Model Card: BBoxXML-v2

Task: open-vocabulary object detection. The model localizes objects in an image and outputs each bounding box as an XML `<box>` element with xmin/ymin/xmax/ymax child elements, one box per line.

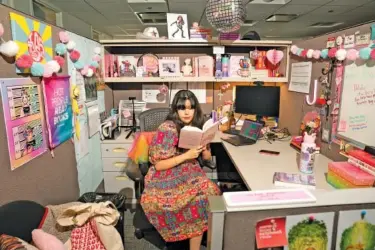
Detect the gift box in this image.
<box><xmin>328</xmin><ymin>162</ymin><xmax>375</xmax><ymax>188</ymax></box>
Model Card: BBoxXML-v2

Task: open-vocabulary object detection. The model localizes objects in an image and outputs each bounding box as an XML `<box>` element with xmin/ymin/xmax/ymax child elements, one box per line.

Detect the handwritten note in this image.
<box><xmin>338</xmin><ymin>120</ymin><xmax>347</xmax><ymax>132</ymax></box>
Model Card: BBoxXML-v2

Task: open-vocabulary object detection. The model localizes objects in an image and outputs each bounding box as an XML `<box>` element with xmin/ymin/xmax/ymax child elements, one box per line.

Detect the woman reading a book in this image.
<box><xmin>141</xmin><ymin>90</ymin><xmax>221</xmax><ymax>250</ymax></box>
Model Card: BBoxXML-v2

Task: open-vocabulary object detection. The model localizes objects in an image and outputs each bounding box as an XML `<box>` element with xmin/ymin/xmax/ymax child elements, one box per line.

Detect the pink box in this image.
<box><xmin>328</xmin><ymin>162</ymin><xmax>375</xmax><ymax>186</ymax></box>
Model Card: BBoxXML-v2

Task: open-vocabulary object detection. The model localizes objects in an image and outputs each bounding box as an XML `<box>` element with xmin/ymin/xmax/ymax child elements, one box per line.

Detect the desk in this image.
<box><xmin>207</xmin><ymin>133</ymin><xmax>375</xmax><ymax>250</ymax></box>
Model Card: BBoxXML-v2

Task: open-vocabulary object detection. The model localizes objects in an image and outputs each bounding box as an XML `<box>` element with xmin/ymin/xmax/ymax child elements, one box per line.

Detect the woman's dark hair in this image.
<box><xmin>166</xmin><ymin>90</ymin><xmax>204</xmax><ymax>133</ymax></box>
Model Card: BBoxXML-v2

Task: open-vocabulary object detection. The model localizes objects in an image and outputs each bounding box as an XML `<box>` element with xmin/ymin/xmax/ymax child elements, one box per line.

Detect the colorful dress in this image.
<box><xmin>140</xmin><ymin>121</ymin><xmax>221</xmax><ymax>242</ymax></box>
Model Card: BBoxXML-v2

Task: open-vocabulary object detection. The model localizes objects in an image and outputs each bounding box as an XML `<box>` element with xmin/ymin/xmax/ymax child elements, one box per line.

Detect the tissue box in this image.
<box><xmin>328</xmin><ymin>162</ymin><xmax>375</xmax><ymax>187</ymax></box>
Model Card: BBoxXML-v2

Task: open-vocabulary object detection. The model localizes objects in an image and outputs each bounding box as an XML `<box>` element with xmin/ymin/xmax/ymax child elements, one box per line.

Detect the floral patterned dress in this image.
<box><xmin>140</xmin><ymin>121</ymin><xmax>221</xmax><ymax>242</ymax></box>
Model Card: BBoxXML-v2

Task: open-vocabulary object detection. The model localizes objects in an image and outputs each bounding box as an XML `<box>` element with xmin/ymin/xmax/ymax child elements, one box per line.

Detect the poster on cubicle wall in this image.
<box><xmin>0</xmin><ymin>78</ymin><xmax>47</xmax><ymax>170</ymax></box>
<box><xmin>42</xmin><ymin>76</ymin><xmax>73</xmax><ymax>150</ymax></box>
<box><xmin>336</xmin><ymin>209</ymin><xmax>375</xmax><ymax>250</ymax></box>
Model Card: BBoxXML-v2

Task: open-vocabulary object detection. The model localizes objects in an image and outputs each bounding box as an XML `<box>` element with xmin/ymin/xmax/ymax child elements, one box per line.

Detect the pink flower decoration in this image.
<box><xmin>89</xmin><ymin>65</ymin><xmax>97</xmax><ymax>72</ymax></box>
<box><xmin>93</xmin><ymin>55</ymin><xmax>101</xmax><ymax>62</ymax></box>
<box><xmin>43</xmin><ymin>63</ymin><xmax>54</xmax><ymax>77</ymax></box>
<box><xmin>81</xmin><ymin>66</ymin><xmax>89</xmax><ymax>76</ymax></box>
<box><xmin>370</xmin><ymin>49</ymin><xmax>375</xmax><ymax>60</ymax></box>
<box><xmin>69</xmin><ymin>50</ymin><xmax>80</xmax><ymax>62</ymax></box>
<box><xmin>312</xmin><ymin>50</ymin><xmax>321</xmax><ymax>60</ymax></box>
<box><xmin>16</xmin><ymin>54</ymin><xmax>34</xmax><ymax>69</ymax></box>
<box><xmin>290</xmin><ymin>45</ymin><xmax>298</xmax><ymax>54</ymax></box>
<box><xmin>300</xmin><ymin>49</ymin><xmax>308</xmax><ymax>58</ymax></box>
<box><xmin>346</xmin><ymin>49</ymin><xmax>358</xmax><ymax>61</ymax></box>
<box><xmin>0</xmin><ymin>23</ymin><xmax>4</xmax><ymax>37</ymax></box>
<box><xmin>54</xmin><ymin>56</ymin><xmax>65</xmax><ymax>67</ymax></box>
<box><xmin>59</xmin><ymin>31</ymin><xmax>69</xmax><ymax>43</ymax></box>
<box><xmin>328</xmin><ymin>48</ymin><xmax>337</xmax><ymax>58</ymax></box>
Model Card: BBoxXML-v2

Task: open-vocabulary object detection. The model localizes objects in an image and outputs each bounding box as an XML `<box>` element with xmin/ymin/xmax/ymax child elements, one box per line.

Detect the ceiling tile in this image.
<box><xmin>86</xmin><ymin>1</ymin><xmax>132</xmax><ymax>13</ymax></box>
<box><xmin>288</xmin><ymin>0</ymin><xmax>332</xmax><ymax>4</ymax></box>
<box><xmin>246</xmin><ymin>4</ymin><xmax>282</xmax><ymax>20</ymax></box>
<box><xmin>52</xmin><ymin>1</ymin><xmax>93</xmax><ymax>11</ymax></box>
<box><xmin>326</xmin><ymin>0</ymin><xmax>373</xmax><ymax>5</ymax></box>
<box><xmin>307</xmin><ymin>5</ymin><xmax>357</xmax><ymax>15</ymax></box>
<box><xmin>275</xmin><ymin>4</ymin><xmax>320</xmax><ymax>15</ymax></box>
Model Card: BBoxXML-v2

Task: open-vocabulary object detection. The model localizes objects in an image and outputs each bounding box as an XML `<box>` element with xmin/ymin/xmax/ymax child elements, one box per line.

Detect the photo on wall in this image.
<box><xmin>84</xmin><ymin>75</ymin><xmax>98</xmax><ymax>103</ymax></box>
<box><xmin>167</xmin><ymin>13</ymin><xmax>189</xmax><ymax>40</ymax></box>
<box><xmin>336</xmin><ymin>209</ymin><xmax>375</xmax><ymax>250</ymax></box>
<box><xmin>284</xmin><ymin>212</ymin><xmax>335</xmax><ymax>250</ymax></box>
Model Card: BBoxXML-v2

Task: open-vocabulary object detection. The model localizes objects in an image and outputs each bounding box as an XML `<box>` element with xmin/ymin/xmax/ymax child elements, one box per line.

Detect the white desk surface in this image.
<box><xmin>214</xmin><ymin>132</ymin><xmax>375</xmax><ymax>212</ymax></box>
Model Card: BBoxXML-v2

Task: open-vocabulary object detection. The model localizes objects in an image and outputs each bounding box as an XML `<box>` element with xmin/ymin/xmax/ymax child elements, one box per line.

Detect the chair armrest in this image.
<box><xmin>202</xmin><ymin>159</ymin><xmax>216</xmax><ymax>170</ymax></box>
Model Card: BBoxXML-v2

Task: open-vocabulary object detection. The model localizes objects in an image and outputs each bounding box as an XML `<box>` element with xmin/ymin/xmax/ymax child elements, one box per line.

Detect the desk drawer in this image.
<box><xmin>102</xmin><ymin>158</ymin><xmax>129</xmax><ymax>172</ymax></box>
<box><xmin>101</xmin><ymin>143</ymin><xmax>131</xmax><ymax>158</ymax></box>
<box><xmin>103</xmin><ymin>172</ymin><xmax>135</xmax><ymax>199</ymax></box>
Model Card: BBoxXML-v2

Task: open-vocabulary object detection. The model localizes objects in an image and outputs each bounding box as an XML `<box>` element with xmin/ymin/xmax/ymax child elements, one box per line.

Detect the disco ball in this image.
<box><xmin>206</xmin><ymin>0</ymin><xmax>246</xmax><ymax>33</ymax></box>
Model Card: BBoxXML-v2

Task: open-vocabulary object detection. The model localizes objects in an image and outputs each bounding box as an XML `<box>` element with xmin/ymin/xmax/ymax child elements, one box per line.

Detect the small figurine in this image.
<box><xmin>181</xmin><ymin>58</ymin><xmax>193</xmax><ymax>76</ymax></box>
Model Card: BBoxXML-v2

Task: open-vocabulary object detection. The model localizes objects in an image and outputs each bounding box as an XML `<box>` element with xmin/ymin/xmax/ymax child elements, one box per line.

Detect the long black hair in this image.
<box><xmin>166</xmin><ymin>89</ymin><xmax>204</xmax><ymax>134</ymax></box>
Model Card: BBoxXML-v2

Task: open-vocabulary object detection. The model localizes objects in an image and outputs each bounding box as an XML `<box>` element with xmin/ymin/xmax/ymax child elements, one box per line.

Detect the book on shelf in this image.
<box><xmin>178</xmin><ymin>119</ymin><xmax>219</xmax><ymax>149</ymax></box>
<box><xmin>273</xmin><ymin>172</ymin><xmax>316</xmax><ymax>190</ymax></box>
<box><xmin>348</xmin><ymin>156</ymin><xmax>375</xmax><ymax>176</ymax></box>
<box><xmin>347</xmin><ymin>149</ymin><xmax>375</xmax><ymax>167</ymax></box>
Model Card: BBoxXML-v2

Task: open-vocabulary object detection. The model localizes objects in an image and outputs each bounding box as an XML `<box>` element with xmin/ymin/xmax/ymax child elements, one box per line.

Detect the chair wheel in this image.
<box><xmin>134</xmin><ymin>228</ymin><xmax>144</xmax><ymax>239</ymax></box>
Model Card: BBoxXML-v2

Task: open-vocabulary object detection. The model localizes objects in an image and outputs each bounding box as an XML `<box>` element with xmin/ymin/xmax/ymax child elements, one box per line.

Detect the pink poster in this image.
<box><xmin>0</xmin><ymin>78</ymin><xmax>47</xmax><ymax>170</ymax></box>
<box><xmin>42</xmin><ymin>76</ymin><xmax>73</xmax><ymax>149</ymax></box>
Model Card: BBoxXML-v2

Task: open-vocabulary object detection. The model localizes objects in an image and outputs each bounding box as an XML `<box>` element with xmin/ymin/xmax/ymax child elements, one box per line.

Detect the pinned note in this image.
<box><xmin>122</xmin><ymin>109</ymin><xmax>131</xmax><ymax>118</ymax></box>
<box><xmin>255</xmin><ymin>217</ymin><xmax>287</xmax><ymax>248</ymax></box>
<box><xmin>338</xmin><ymin>120</ymin><xmax>347</xmax><ymax>132</ymax></box>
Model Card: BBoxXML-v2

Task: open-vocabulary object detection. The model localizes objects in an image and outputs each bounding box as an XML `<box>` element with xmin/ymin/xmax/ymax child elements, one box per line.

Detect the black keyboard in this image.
<box><xmin>223</xmin><ymin>129</ymin><xmax>240</xmax><ymax>135</ymax></box>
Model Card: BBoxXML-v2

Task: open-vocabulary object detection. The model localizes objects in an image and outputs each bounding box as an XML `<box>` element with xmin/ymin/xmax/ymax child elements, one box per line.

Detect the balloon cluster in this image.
<box><xmin>291</xmin><ymin>45</ymin><xmax>375</xmax><ymax>61</ymax></box>
<box><xmin>0</xmin><ymin>23</ymin><xmax>20</xmax><ymax>59</ymax></box>
<box><xmin>57</xmin><ymin>31</ymin><xmax>102</xmax><ymax>78</ymax></box>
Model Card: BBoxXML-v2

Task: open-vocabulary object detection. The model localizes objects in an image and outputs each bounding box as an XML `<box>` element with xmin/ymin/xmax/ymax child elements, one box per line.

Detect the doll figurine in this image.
<box><xmin>181</xmin><ymin>58</ymin><xmax>193</xmax><ymax>76</ymax></box>
<box><xmin>170</xmin><ymin>15</ymin><xmax>186</xmax><ymax>38</ymax></box>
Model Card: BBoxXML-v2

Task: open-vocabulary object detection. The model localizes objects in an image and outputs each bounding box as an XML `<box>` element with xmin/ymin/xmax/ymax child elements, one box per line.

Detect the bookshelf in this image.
<box><xmin>104</xmin><ymin>76</ymin><xmax>288</xmax><ymax>83</ymax></box>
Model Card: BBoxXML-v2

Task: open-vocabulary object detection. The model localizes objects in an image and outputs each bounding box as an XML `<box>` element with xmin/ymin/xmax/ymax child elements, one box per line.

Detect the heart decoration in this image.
<box><xmin>266</xmin><ymin>49</ymin><xmax>284</xmax><ymax>65</ymax></box>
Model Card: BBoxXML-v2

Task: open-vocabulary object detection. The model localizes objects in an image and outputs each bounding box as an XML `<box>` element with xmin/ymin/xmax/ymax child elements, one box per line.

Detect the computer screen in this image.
<box><xmin>235</xmin><ymin>86</ymin><xmax>280</xmax><ymax>117</ymax></box>
<box><xmin>240</xmin><ymin>120</ymin><xmax>263</xmax><ymax>140</ymax></box>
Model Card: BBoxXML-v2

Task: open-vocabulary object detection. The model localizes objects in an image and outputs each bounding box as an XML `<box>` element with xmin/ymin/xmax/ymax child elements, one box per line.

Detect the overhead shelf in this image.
<box><xmin>104</xmin><ymin>77</ymin><xmax>288</xmax><ymax>83</ymax></box>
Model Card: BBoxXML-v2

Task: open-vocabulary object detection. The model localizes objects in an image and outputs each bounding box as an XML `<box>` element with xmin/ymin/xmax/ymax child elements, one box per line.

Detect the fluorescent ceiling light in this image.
<box><xmin>310</xmin><ymin>22</ymin><xmax>343</xmax><ymax>28</ymax></box>
<box><xmin>266</xmin><ymin>14</ymin><xmax>298</xmax><ymax>22</ymax></box>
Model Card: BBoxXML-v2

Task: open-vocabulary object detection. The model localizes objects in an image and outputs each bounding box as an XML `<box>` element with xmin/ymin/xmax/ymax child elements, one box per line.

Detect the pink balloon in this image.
<box><xmin>266</xmin><ymin>49</ymin><xmax>284</xmax><ymax>65</ymax></box>
<box><xmin>290</xmin><ymin>45</ymin><xmax>298</xmax><ymax>54</ymax></box>
<box><xmin>43</xmin><ymin>64</ymin><xmax>54</xmax><ymax>77</ymax></box>
<box><xmin>92</xmin><ymin>55</ymin><xmax>101</xmax><ymax>62</ymax></box>
<box><xmin>81</xmin><ymin>66</ymin><xmax>89</xmax><ymax>76</ymax></box>
<box><xmin>346</xmin><ymin>49</ymin><xmax>358</xmax><ymax>61</ymax></box>
<box><xmin>0</xmin><ymin>23</ymin><xmax>4</xmax><ymax>37</ymax></box>
<box><xmin>312</xmin><ymin>50</ymin><xmax>321</xmax><ymax>60</ymax></box>
<box><xmin>370</xmin><ymin>49</ymin><xmax>375</xmax><ymax>60</ymax></box>
<box><xmin>59</xmin><ymin>31</ymin><xmax>69</xmax><ymax>43</ymax></box>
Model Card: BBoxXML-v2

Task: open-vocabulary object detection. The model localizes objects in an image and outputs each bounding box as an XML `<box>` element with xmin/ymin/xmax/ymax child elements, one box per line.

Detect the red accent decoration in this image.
<box><xmin>300</xmin><ymin>50</ymin><xmax>308</xmax><ymax>58</ymax></box>
<box><xmin>348</xmin><ymin>149</ymin><xmax>375</xmax><ymax>167</ymax></box>
<box><xmin>69</xmin><ymin>50</ymin><xmax>81</xmax><ymax>62</ymax></box>
<box><xmin>316</xmin><ymin>98</ymin><xmax>327</xmax><ymax>106</ymax></box>
<box><xmin>54</xmin><ymin>56</ymin><xmax>65</xmax><ymax>67</ymax></box>
<box><xmin>370</xmin><ymin>49</ymin><xmax>375</xmax><ymax>60</ymax></box>
<box><xmin>27</xmin><ymin>31</ymin><xmax>45</xmax><ymax>62</ymax></box>
<box><xmin>16</xmin><ymin>54</ymin><xmax>34</xmax><ymax>68</ymax></box>
<box><xmin>255</xmin><ymin>217</ymin><xmax>287</xmax><ymax>248</ymax></box>
<box><xmin>328</xmin><ymin>48</ymin><xmax>338</xmax><ymax>58</ymax></box>
<box><xmin>37</xmin><ymin>208</ymin><xmax>49</xmax><ymax>229</ymax></box>
<box><xmin>89</xmin><ymin>66</ymin><xmax>97</xmax><ymax>72</ymax></box>
<box><xmin>309</xmin><ymin>215</ymin><xmax>314</xmax><ymax>222</ymax></box>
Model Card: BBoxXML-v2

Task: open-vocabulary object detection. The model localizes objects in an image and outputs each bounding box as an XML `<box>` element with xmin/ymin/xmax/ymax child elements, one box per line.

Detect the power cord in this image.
<box><xmin>259</xmin><ymin>127</ymin><xmax>291</xmax><ymax>144</ymax></box>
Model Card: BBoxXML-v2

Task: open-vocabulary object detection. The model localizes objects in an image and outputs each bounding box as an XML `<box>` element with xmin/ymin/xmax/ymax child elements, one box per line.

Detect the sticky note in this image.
<box><xmin>338</xmin><ymin>120</ymin><xmax>347</xmax><ymax>132</ymax></box>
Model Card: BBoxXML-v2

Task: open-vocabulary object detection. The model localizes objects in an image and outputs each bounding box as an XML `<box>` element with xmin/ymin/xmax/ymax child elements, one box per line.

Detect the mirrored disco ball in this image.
<box><xmin>206</xmin><ymin>0</ymin><xmax>246</xmax><ymax>33</ymax></box>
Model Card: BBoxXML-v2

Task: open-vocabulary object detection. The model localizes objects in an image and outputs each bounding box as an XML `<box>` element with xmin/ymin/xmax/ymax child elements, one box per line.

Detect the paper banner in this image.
<box><xmin>43</xmin><ymin>76</ymin><xmax>73</xmax><ymax>149</ymax></box>
<box><xmin>0</xmin><ymin>78</ymin><xmax>47</xmax><ymax>170</ymax></box>
<box><xmin>74</xmin><ymin>102</ymin><xmax>89</xmax><ymax>162</ymax></box>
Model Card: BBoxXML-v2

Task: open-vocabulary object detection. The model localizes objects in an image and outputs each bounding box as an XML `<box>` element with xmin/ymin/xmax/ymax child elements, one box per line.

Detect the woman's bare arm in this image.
<box><xmin>154</xmin><ymin>154</ymin><xmax>187</xmax><ymax>171</ymax></box>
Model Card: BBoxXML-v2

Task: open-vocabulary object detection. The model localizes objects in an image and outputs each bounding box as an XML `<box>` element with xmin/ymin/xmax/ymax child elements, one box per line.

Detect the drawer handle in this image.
<box><xmin>115</xmin><ymin>176</ymin><xmax>128</xmax><ymax>181</ymax></box>
<box><xmin>113</xmin><ymin>148</ymin><xmax>127</xmax><ymax>153</ymax></box>
<box><xmin>114</xmin><ymin>162</ymin><xmax>126</xmax><ymax>168</ymax></box>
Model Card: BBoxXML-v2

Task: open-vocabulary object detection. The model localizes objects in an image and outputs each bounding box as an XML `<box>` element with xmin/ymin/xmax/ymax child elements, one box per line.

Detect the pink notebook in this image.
<box><xmin>223</xmin><ymin>189</ymin><xmax>316</xmax><ymax>208</ymax></box>
<box><xmin>328</xmin><ymin>162</ymin><xmax>375</xmax><ymax>186</ymax></box>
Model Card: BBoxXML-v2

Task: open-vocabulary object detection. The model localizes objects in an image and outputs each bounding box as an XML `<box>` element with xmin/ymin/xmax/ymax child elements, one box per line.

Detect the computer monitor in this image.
<box><xmin>234</xmin><ymin>86</ymin><xmax>280</xmax><ymax>117</ymax></box>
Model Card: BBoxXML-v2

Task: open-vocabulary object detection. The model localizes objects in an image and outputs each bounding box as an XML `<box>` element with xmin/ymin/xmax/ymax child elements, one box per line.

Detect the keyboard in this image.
<box><xmin>223</xmin><ymin>129</ymin><xmax>240</xmax><ymax>135</ymax></box>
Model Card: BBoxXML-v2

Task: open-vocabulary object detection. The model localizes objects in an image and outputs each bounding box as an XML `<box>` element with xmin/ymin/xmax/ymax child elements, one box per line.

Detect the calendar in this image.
<box><xmin>1</xmin><ymin>78</ymin><xmax>47</xmax><ymax>170</ymax></box>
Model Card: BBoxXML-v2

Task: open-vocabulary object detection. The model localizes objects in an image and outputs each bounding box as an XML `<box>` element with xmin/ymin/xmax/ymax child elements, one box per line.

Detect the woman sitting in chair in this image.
<box><xmin>141</xmin><ymin>90</ymin><xmax>221</xmax><ymax>250</ymax></box>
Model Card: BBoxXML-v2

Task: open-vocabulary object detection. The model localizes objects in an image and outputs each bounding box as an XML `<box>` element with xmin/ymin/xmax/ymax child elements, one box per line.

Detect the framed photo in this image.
<box><xmin>159</xmin><ymin>59</ymin><xmax>180</xmax><ymax>77</ymax></box>
<box><xmin>167</xmin><ymin>13</ymin><xmax>189</xmax><ymax>40</ymax></box>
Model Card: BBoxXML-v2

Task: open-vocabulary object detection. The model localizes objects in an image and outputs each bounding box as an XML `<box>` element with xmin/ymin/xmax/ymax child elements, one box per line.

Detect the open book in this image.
<box><xmin>178</xmin><ymin>119</ymin><xmax>219</xmax><ymax>149</ymax></box>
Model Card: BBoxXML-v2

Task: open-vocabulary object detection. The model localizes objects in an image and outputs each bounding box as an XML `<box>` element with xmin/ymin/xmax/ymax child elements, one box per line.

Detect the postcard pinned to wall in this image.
<box><xmin>142</xmin><ymin>84</ymin><xmax>167</xmax><ymax>103</ymax></box>
<box><xmin>0</xmin><ymin>78</ymin><xmax>47</xmax><ymax>170</ymax></box>
<box><xmin>43</xmin><ymin>76</ymin><xmax>73</xmax><ymax>150</ymax></box>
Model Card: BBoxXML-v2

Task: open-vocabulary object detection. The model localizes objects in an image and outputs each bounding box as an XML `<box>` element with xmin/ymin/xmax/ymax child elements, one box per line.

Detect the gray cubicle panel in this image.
<box><xmin>208</xmin><ymin>197</ymin><xmax>375</xmax><ymax>250</ymax></box>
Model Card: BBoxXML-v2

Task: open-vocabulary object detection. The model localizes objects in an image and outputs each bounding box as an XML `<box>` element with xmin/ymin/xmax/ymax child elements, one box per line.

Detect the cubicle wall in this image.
<box><xmin>222</xmin><ymin>203</ymin><xmax>375</xmax><ymax>250</ymax></box>
<box><xmin>0</xmin><ymin>4</ymin><xmax>77</xmax><ymax>205</ymax></box>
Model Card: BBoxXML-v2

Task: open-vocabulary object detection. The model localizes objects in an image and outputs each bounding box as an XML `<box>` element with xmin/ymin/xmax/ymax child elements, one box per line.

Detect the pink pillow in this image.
<box><xmin>32</xmin><ymin>229</ymin><xmax>65</xmax><ymax>250</ymax></box>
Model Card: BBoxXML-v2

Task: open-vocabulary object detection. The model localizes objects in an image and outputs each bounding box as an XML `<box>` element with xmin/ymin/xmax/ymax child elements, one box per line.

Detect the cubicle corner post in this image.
<box><xmin>207</xmin><ymin>196</ymin><xmax>226</xmax><ymax>250</ymax></box>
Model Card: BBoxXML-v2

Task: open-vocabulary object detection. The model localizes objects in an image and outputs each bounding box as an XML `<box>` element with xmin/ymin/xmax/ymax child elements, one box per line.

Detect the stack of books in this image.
<box><xmin>189</xmin><ymin>27</ymin><xmax>212</xmax><ymax>40</ymax></box>
<box><xmin>327</xmin><ymin>160</ymin><xmax>375</xmax><ymax>189</ymax></box>
<box><xmin>273</xmin><ymin>172</ymin><xmax>316</xmax><ymax>190</ymax></box>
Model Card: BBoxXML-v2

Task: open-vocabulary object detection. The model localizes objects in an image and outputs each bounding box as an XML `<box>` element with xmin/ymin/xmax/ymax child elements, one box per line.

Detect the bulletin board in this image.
<box><xmin>338</xmin><ymin>61</ymin><xmax>375</xmax><ymax>147</ymax></box>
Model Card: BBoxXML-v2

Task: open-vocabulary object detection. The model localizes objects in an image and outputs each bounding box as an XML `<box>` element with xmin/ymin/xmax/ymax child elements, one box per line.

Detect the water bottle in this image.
<box><xmin>299</xmin><ymin>132</ymin><xmax>317</xmax><ymax>174</ymax></box>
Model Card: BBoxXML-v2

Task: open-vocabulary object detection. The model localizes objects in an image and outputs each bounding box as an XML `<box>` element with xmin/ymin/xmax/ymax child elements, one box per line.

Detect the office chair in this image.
<box><xmin>131</xmin><ymin>107</ymin><xmax>213</xmax><ymax>250</ymax></box>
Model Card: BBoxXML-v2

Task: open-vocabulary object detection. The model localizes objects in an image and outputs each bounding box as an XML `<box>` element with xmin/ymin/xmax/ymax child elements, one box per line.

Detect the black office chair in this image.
<box><xmin>131</xmin><ymin>107</ymin><xmax>214</xmax><ymax>250</ymax></box>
